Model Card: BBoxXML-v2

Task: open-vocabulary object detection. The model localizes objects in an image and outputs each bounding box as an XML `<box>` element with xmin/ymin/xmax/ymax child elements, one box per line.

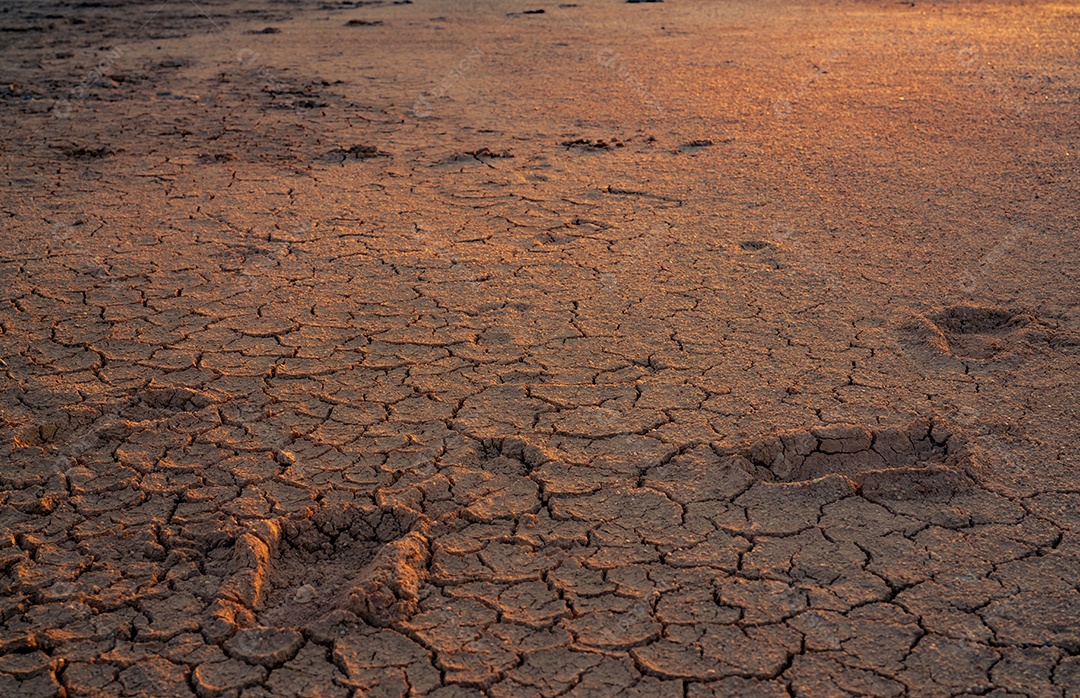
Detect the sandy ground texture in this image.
<box><xmin>2</xmin><ymin>0</ymin><xmax>1080</xmax><ymax>695</ymax></box>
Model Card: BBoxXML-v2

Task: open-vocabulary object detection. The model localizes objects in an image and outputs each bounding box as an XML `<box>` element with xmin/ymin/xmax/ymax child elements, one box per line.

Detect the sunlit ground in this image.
<box><xmin>1</xmin><ymin>0</ymin><xmax>1079</xmax><ymax>695</ymax></box>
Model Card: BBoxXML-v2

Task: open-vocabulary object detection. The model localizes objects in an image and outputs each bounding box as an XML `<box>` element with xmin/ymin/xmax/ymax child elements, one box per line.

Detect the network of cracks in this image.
<box><xmin>6</xmin><ymin>410</ymin><xmax>1078</xmax><ymax>697</ymax></box>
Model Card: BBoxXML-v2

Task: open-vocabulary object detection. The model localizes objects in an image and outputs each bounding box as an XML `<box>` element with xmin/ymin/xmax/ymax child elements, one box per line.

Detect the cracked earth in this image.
<box><xmin>2</xmin><ymin>0</ymin><xmax>1080</xmax><ymax>696</ymax></box>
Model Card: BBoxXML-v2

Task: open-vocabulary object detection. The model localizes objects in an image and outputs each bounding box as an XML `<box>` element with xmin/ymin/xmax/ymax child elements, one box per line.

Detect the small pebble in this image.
<box><xmin>294</xmin><ymin>584</ymin><xmax>316</xmax><ymax>604</ymax></box>
<box><xmin>48</xmin><ymin>581</ymin><xmax>77</xmax><ymax>598</ymax></box>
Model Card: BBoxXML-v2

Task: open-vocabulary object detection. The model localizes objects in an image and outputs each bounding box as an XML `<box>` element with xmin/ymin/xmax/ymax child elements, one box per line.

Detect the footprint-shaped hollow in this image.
<box><xmin>215</xmin><ymin>503</ymin><xmax>428</xmax><ymax>632</ymax></box>
<box><xmin>928</xmin><ymin>305</ymin><xmax>1026</xmax><ymax>336</ymax></box>
<box><xmin>742</xmin><ymin>419</ymin><xmax>958</xmax><ymax>484</ymax></box>
<box><xmin>926</xmin><ymin>305</ymin><xmax>1030</xmax><ymax>359</ymax></box>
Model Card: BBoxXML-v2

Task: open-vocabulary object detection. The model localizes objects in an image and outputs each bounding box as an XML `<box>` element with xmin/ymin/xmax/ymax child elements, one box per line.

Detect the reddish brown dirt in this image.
<box><xmin>2</xmin><ymin>0</ymin><xmax>1080</xmax><ymax>696</ymax></box>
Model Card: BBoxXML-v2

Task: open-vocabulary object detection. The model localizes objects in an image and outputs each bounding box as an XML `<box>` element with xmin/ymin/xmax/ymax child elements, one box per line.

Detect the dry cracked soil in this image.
<box><xmin>1</xmin><ymin>0</ymin><xmax>1080</xmax><ymax>696</ymax></box>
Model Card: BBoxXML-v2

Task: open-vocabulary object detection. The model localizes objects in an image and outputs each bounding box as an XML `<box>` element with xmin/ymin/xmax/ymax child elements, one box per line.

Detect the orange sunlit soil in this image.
<box><xmin>2</xmin><ymin>0</ymin><xmax>1079</xmax><ymax>695</ymax></box>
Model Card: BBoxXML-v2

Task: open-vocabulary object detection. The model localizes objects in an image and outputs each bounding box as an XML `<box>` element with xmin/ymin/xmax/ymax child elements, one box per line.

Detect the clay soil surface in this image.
<box><xmin>2</xmin><ymin>0</ymin><xmax>1080</xmax><ymax>696</ymax></box>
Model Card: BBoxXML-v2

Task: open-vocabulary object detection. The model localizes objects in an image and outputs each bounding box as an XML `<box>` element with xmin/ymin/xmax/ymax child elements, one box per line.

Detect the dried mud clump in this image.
<box><xmin>739</xmin><ymin>419</ymin><xmax>974</xmax><ymax>493</ymax></box>
<box><xmin>210</xmin><ymin>503</ymin><xmax>428</xmax><ymax>639</ymax></box>
<box><xmin>560</xmin><ymin>138</ymin><xmax>625</xmax><ymax>150</ymax></box>
<box><xmin>738</xmin><ymin>239</ymin><xmax>772</xmax><ymax>251</ymax></box>
<box><xmin>325</xmin><ymin>143</ymin><xmax>391</xmax><ymax>162</ymax></box>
